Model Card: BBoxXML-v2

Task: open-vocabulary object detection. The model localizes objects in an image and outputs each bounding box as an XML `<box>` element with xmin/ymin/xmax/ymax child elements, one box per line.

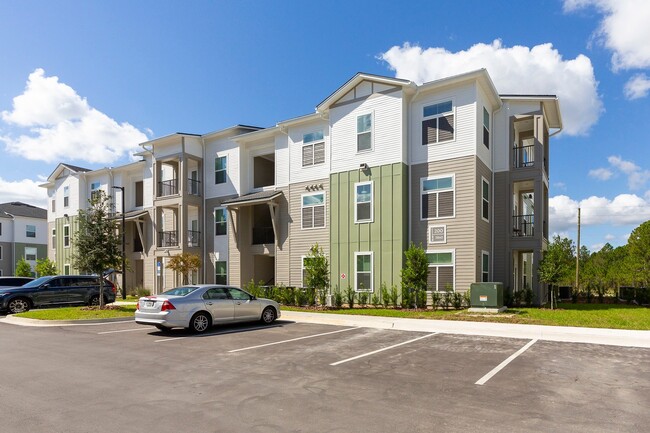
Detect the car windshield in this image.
<box><xmin>161</xmin><ymin>286</ymin><xmax>201</xmax><ymax>297</ymax></box>
<box><xmin>21</xmin><ymin>277</ymin><xmax>53</xmax><ymax>288</ymax></box>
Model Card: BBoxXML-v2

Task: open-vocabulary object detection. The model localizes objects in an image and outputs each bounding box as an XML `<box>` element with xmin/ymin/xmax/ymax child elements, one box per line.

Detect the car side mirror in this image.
<box><xmin>251</xmin><ymin>295</ymin><xmax>256</xmax><ymax>300</ymax></box>
<box><xmin>42</xmin><ymin>283</ymin><xmax>50</xmax><ymax>289</ymax></box>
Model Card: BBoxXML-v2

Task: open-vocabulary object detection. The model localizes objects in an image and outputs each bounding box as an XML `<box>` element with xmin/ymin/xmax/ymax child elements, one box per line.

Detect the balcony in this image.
<box><xmin>187</xmin><ymin>230</ymin><xmax>201</xmax><ymax>247</ymax></box>
<box><xmin>513</xmin><ymin>145</ymin><xmax>535</xmax><ymax>168</ymax></box>
<box><xmin>158</xmin><ymin>230</ymin><xmax>178</xmax><ymax>247</ymax></box>
<box><xmin>188</xmin><ymin>178</ymin><xmax>201</xmax><ymax>196</ymax></box>
<box><xmin>157</xmin><ymin>179</ymin><xmax>178</xmax><ymax>197</ymax></box>
<box><xmin>513</xmin><ymin>215</ymin><xmax>534</xmax><ymax>237</ymax></box>
<box><xmin>252</xmin><ymin>227</ymin><xmax>275</xmax><ymax>245</ymax></box>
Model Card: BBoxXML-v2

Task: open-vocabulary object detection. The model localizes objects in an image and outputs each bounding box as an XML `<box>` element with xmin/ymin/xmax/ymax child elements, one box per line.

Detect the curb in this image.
<box><xmin>0</xmin><ymin>315</ymin><xmax>134</xmax><ymax>327</ymax></box>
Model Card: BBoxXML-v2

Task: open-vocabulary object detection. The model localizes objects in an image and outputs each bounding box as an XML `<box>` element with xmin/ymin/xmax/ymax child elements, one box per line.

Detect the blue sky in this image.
<box><xmin>1</xmin><ymin>0</ymin><xmax>650</xmax><ymax>251</ymax></box>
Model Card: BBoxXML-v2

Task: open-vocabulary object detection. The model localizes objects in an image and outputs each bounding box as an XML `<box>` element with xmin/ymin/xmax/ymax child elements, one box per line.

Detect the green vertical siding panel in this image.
<box><xmin>330</xmin><ymin>173</ymin><xmax>340</xmax><ymax>290</ymax></box>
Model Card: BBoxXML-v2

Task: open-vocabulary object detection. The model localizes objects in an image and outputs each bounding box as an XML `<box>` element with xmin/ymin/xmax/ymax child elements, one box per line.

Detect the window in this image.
<box><xmin>355</xmin><ymin>181</ymin><xmax>373</xmax><ymax>223</ymax></box>
<box><xmin>302</xmin><ymin>131</ymin><xmax>325</xmax><ymax>167</ymax></box>
<box><xmin>214</xmin><ymin>261</ymin><xmax>227</xmax><ymax>284</ymax></box>
<box><xmin>203</xmin><ymin>287</ymin><xmax>229</xmax><ymax>300</ymax></box>
<box><xmin>25</xmin><ymin>247</ymin><xmax>37</xmax><ymax>261</ymax></box>
<box><xmin>215</xmin><ymin>156</ymin><xmax>227</xmax><ymax>184</ymax></box>
<box><xmin>426</xmin><ymin>250</ymin><xmax>454</xmax><ymax>291</ymax></box>
<box><xmin>355</xmin><ymin>252</ymin><xmax>373</xmax><ymax>292</ymax></box>
<box><xmin>214</xmin><ymin>208</ymin><xmax>227</xmax><ymax>236</ymax></box>
<box><xmin>301</xmin><ymin>193</ymin><xmax>325</xmax><ymax>229</ymax></box>
<box><xmin>422</xmin><ymin>101</ymin><xmax>454</xmax><ymax>145</ymax></box>
<box><xmin>51</xmin><ymin>200</ymin><xmax>55</xmax><ymax>212</ymax></box>
<box><xmin>228</xmin><ymin>287</ymin><xmax>251</xmax><ymax>301</ymax></box>
<box><xmin>421</xmin><ymin>175</ymin><xmax>454</xmax><ymax>220</ymax></box>
<box><xmin>482</xmin><ymin>178</ymin><xmax>490</xmax><ymax>222</ymax></box>
<box><xmin>26</xmin><ymin>225</ymin><xmax>36</xmax><ymax>238</ymax></box>
<box><xmin>482</xmin><ymin>251</ymin><xmax>490</xmax><ymax>282</ymax></box>
<box><xmin>90</xmin><ymin>182</ymin><xmax>101</xmax><ymax>200</ymax></box>
<box><xmin>64</xmin><ymin>264</ymin><xmax>70</xmax><ymax>275</ymax></box>
<box><xmin>483</xmin><ymin>107</ymin><xmax>490</xmax><ymax>149</ymax></box>
<box><xmin>135</xmin><ymin>181</ymin><xmax>143</xmax><ymax>207</ymax></box>
<box><xmin>52</xmin><ymin>228</ymin><xmax>56</xmax><ymax>248</ymax></box>
<box><xmin>357</xmin><ymin>113</ymin><xmax>372</xmax><ymax>152</ymax></box>
<box><xmin>63</xmin><ymin>186</ymin><xmax>70</xmax><ymax>208</ymax></box>
<box><xmin>63</xmin><ymin>225</ymin><xmax>70</xmax><ymax>248</ymax></box>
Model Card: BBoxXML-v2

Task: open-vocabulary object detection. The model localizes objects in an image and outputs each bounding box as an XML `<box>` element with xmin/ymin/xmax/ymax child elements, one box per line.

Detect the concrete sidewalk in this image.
<box><xmin>281</xmin><ymin>310</ymin><xmax>650</xmax><ymax>348</ymax></box>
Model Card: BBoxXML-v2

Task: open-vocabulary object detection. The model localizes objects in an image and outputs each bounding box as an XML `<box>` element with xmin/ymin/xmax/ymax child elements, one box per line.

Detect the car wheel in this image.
<box><xmin>8</xmin><ymin>297</ymin><xmax>30</xmax><ymax>314</ymax></box>
<box><xmin>89</xmin><ymin>295</ymin><xmax>100</xmax><ymax>306</ymax></box>
<box><xmin>190</xmin><ymin>312</ymin><xmax>211</xmax><ymax>333</ymax></box>
<box><xmin>261</xmin><ymin>306</ymin><xmax>276</xmax><ymax>324</ymax></box>
<box><xmin>155</xmin><ymin>325</ymin><xmax>172</xmax><ymax>333</ymax></box>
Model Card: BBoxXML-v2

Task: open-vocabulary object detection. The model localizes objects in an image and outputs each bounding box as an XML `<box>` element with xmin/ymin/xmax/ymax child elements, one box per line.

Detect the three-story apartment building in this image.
<box><xmin>43</xmin><ymin>69</ymin><xmax>561</xmax><ymax>304</ymax></box>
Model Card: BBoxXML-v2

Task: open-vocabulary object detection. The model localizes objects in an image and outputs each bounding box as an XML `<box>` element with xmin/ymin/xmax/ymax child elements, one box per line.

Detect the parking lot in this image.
<box><xmin>1</xmin><ymin>317</ymin><xmax>648</xmax><ymax>433</ymax></box>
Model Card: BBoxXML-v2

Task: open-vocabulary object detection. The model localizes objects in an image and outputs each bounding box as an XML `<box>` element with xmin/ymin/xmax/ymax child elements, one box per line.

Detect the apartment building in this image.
<box><xmin>43</xmin><ymin>69</ymin><xmax>561</xmax><ymax>304</ymax></box>
<box><xmin>0</xmin><ymin>202</ymin><xmax>48</xmax><ymax>276</ymax></box>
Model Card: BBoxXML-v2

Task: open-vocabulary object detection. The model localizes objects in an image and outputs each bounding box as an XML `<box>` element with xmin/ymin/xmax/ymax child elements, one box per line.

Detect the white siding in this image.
<box><xmin>211</xmin><ymin>207</ymin><xmax>229</xmax><ymax>266</ymax></box>
<box><xmin>275</xmin><ymin>134</ymin><xmax>289</xmax><ymax>188</ymax></box>
<box><xmin>493</xmin><ymin>100</ymin><xmax>542</xmax><ymax>172</ymax></box>
<box><xmin>330</xmin><ymin>89</ymin><xmax>405</xmax><ymax>173</ymax></box>
<box><xmin>143</xmin><ymin>155</ymin><xmax>154</xmax><ymax>208</ymax></box>
<box><xmin>14</xmin><ymin>216</ymin><xmax>48</xmax><ymax>244</ymax></box>
<box><xmin>204</xmin><ymin>136</ymin><xmax>241</xmax><ymax>199</ymax></box>
<box><xmin>476</xmin><ymin>85</ymin><xmax>492</xmax><ymax>170</ymax></box>
<box><xmin>185</xmin><ymin>136</ymin><xmax>203</xmax><ymax>158</ymax></box>
<box><xmin>410</xmin><ymin>82</ymin><xmax>477</xmax><ymax>165</ymax></box>
<box><xmin>287</xmin><ymin>119</ymin><xmax>330</xmax><ymax>185</ymax></box>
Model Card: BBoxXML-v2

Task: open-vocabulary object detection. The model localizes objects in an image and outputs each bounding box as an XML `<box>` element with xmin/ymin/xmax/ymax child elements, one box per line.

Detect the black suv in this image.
<box><xmin>0</xmin><ymin>275</ymin><xmax>116</xmax><ymax>314</ymax></box>
<box><xmin>0</xmin><ymin>276</ymin><xmax>34</xmax><ymax>287</ymax></box>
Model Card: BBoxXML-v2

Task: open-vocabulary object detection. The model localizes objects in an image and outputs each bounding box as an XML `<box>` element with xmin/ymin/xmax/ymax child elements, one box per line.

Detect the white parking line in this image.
<box><xmin>475</xmin><ymin>339</ymin><xmax>538</xmax><ymax>386</ymax></box>
<box><xmin>154</xmin><ymin>324</ymin><xmax>281</xmax><ymax>343</ymax></box>
<box><xmin>98</xmin><ymin>328</ymin><xmax>151</xmax><ymax>335</ymax></box>
<box><xmin>330</xmin><ymin>332</ymin><xmax>438</xmax><ymax>366</ymax></box>
<box><xmin>228</xmin><ymin>327</ymin><xmax>359</xmax><ymax>353</ymax></box>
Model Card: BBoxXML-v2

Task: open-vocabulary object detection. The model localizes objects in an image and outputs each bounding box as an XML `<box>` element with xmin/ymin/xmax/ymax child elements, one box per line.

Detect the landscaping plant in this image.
<box><xmin>344</xmin><ymin>285</ymin><xmax>356</xmax><ymax>309</ymax></box>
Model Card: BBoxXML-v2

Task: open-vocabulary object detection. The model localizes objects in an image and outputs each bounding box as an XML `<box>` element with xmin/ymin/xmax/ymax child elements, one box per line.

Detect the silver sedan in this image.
<box><xmin>135</xmin><ymin>285</ymin><xmax>281</xmax><ymax>333</ymax></box>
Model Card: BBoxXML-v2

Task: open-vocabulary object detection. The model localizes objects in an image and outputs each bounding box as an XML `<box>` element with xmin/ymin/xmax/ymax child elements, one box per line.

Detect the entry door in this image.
<box><xmin>228</xmin><ymin>287</ymin><xmax>260</xmax><ymax>321</ymax></box>
<box><xmin>202</xmin><ymin>287</ymin><xmax>234</xmax><ymax>323</ymax></box>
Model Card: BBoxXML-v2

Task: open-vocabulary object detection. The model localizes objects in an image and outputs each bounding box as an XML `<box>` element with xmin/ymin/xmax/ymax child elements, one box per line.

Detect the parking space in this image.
<box><xmin>1</xmin><ymin>318</ymin><xmax>648</xmax><ymax>432</ymax></box>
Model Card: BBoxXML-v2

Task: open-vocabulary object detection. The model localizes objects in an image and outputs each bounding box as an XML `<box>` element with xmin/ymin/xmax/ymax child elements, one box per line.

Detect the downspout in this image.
<box><xmin>278</xmin><ymin>125</ymin><xmax>290</xmax><ymax>287</ymax></box>
<box><xmin>491</xmin><ymin>100</ymin><xmax>504</xmax><ymax>283</ymax></box>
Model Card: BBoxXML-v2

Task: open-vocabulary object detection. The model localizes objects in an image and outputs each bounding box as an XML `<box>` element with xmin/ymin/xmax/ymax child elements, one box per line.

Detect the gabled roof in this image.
<box><xmin>0</xmin><ymin>202</ymin><xmax>47</xmax><ymax>219</ymax></box>
<box><xmin>42</xmin><ymin>162</ymin><xmax>92</xmax><ymax>186</ymax></box>
<box><xmin>418</xmin><ymin>69</ymin><xmax>502</xmax><ymax>110</ymax></box>
<box><xmin>500</xmin><ymin>95</ymin><xmax>562</xmax><ymax>130</ymax></box>
<box><xmin>316</xmin><ymin>72</ymin><xmax>415</xmax><ymax>112</ymax></box>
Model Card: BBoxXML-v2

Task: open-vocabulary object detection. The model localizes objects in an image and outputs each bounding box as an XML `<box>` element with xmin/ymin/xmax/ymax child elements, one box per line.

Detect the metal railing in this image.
<box><xmin>252</xmin><ymin>227</ymin><xmax>275</xmax><ymax>245</ymax></box>
<box><xmin>513</xmin><ymin>145</ymin><xmax>535</xmax><ymax>168</ymax></box>
<box><xmin>158</xmin><ymin>230</ymin><xmax>178</xmax><ymax>247</ymax></box>
<box><xmin>513</xmin><ymin>214</ymin><xmax>534</xmax><ymax>237</ymax></box>
<box><xmin>188</xmin><ymin>178</ymin><xmax>201</xmax><ymax>196</ymax></box>
<box><xmin>157</xmin><ymin>179</ymin><xmax>178</xmax><ymax>197</ymax></box>
<box><xmin>187</xmin><ymin>230</ymin><xmax>201</xmax><ymax>247</ymax></box>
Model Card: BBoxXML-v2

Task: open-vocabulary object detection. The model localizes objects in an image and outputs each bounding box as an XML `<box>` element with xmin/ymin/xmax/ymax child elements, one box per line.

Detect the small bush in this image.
<box><xmin>380</xmin><ymin>283</ymin><xmax>390</xmax><ymax>308</ymax></box>
<box><xmin>344</xmin><ymin>286</ymin><xmax>356</xmax><ymax>309</ymax></box>
<box><xmin>452</xmin><ymin>292</ymin><xmax>463</xmax><ymax>310</ymax></box>
<box><xmin>295</xmin><ymin>289</ymin><xmax>308</xmax><ymax>306</ymax></box>
<box><xmin>401</xmin><ymin>286</ymin><xmax>414</xmax><ymax>308</ymax></box>
<box><xmin>431</xmin><ymin>291</ymin><xmax>441</xmax><ymax>310</ymax></box>
<box><xmin>371</xmin><ymin>293</ymin><xmax>380</xmax><ymax>308</ymax></box>
<box><xmin>463</xmin><ymin>289</ymin><xmax>471</xmax><ymax>308</ymax></box>
<box><xmin>389</xmin><ymin>285</ymin><xmax>399</xmax><ymax>308</ymax></box>
<box><xmin>359</xmin><ymin>292</ymin><xmax>368</xmax><ymax>307</ymax></box>
<box><xmin>333</xmin><ymin>286</ymin><xmax>343</xmax><ymax>308</ymax></box>
<box><xmin>317</xmin><ymin>288</ymin><xmax>328</xmax><ymax>307</ymax></box>
<box><xmin>415</xmin><ymin>289</ymin><xmax>427</xmax><ymax>309</ymax></box>
<box><xmin>129</xmin><ymin>286</ymin><xmax>151</xmax><ymax>297</ymax></box>
<box><xmin>523</xmin><ymin>287</ymin><xmax>534</xmax><ymax>307</ymax></box>
<box><xmin>305</xmin><ymin>287</ymin><xmax>317</xmax><ymax>307</ymax></box>
<box><xmin>279</xmin><ymin>285</ymin><xmax>295</xmax><ymax>306</ymax></box>
<box><xmin>512</xmin><ymin>290</ymin><xmax>523</xmax><ymax>307</ymax></box>
<box><xmin>441</xmin><ymin>291</ymin><xmax>453</xmax><ymax>310</ymax></box>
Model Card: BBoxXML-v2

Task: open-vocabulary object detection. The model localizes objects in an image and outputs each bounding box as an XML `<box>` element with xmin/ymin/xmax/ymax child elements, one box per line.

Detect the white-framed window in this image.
<box><xmin>63</xmin><ymin>225</ymin><xmax>70</xmax><ymax>248</ymax></box>
<box><xmin>422</xmin><ymin>100</ymin><xmax>454</xmax><ymax>145</ymax></box>
<box><xmin>214</xmin><ymin>261</ymin><xmax>227</xmax><ymax>285</ymax></box>
<box><xmin>426</xmin><ymin>250</ymin><xmax>455</xmax><ymax>292</ymax></box>
<box><xmin>64</xmin><ymin>264</ymin><xmax>70</xmax><ymax>275</ymax></box>
<box><xmin>63</xmin><ymin>186</ymin><xmax>70</xmax><ymax>208</ymax></box>
<box><xmin>356</xmin><ymin>113</ymin><xmax>373</xmax><ymax>152</ymax></box>
<box><xmin>301</xmin><ymin>192</ymin><xmax>326</xmax><ymax>229</ymax></box>
<box><xmin>354</xmin><ymin>251</ymin><xmax>373</xmax><ymax>292</ymax></box>
<box><xmin>90</xmin><ymin>182</ymin><xmax>101</xmax><ymax>200</ymax></box>
<box><xmin>483</xmin><ymin>107</ymin><xmax>490</xmax><ymax>149</ymax></box>
<box><xmin>429</xmin><ymin>225</ymin><xmax>447</xmax><ymax>244</ymax></box>
<box><xmin>302</xmin><ymin>131</ymin><xmax>325</xmax><ymax>167</ymax></box>
<box><xmin>214</xmin><ymin>208</ymin><xmax>227</xmax><ymax>236</ymax></box>
<box><xmin>481</xmin><ymin>177</ymin><xmax>490</xmax><ymax>222</ymax></box>
<box><xmin>25</xmin><ymin>247</ymin><xmax>37</xmax><ymax>261</ymax></box>
<box><xmin>215</xmin><ymin>156</ymin><xmax>227</xmax><ymax>184</ymax></box>
<box><xmin>421</xmin><ymin>175</ymin><xmax>455</xmax><ymax>220</ymax></box>
<box><xmin>482</xmin><ymin>251</ymin><xmax>490</xmax><ymax>282</ymax></box>
<box><xmin>52</xmin><ymin>228</ymin><xmax>56</xmax><ymax>248</ymax></box>
<box><xmin>26</xmin><ymin>225</ymin><xmax>36</xmax><ymax>238</ymax></box>
<box><xmin>354</xmin><ymin>181</ymin><xmax>373</xmax><ymax>223</ymax></box>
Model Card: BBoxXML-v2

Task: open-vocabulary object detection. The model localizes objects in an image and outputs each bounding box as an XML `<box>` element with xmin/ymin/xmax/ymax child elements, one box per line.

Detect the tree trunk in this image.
<box><xmin>99</xmin><ymin>277</ymin><xmax>105</xmax><ymax>309</ymax></box>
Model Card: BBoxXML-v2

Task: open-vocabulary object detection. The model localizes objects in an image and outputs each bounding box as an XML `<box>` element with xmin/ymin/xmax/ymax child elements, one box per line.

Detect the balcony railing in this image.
<box><xmin>187</xmin><ymin>230</ymin><xmax>201</xmax><ymax>247</ymax></box>
<box><xmin>158</xmin><ymin>230</ymin><xmax>178</xmax><ymax>247</ymax></box>
<box><xmin>188</xmin><ymin>178</ymin><xmax>201</xmax><ymax>196</ymax></box>
<box><xmin>513</xmin><ymin>214</ymin><xmax>534</xmax><ymax>237</ymax></box>
<box><xmin>513</xmin><ymin>145</ymin><xmax>535</xmax><ymax>168</ymax></box>
<box><xmin>252</xmin><ymin>227</ymin><xmax>275</xmax><ymax>245</ymax></box>
<box><xmin>157</xmin><ymin>179</ymin><xmax>178</xmax><ymax>197</ymax></box>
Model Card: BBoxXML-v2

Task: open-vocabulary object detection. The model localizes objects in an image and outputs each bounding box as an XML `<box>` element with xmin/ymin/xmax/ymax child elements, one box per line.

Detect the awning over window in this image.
<box><xmin>222</xmin><ymin>190</ymin><xmax>283</xmax><ymax>208</ymax></box>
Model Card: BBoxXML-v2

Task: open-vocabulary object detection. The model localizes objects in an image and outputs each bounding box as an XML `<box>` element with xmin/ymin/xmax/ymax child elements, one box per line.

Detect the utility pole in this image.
<box><xmin>575</xmin><ymin>207</ymin><xmax>581</xmax><ymax>297</ymax></box>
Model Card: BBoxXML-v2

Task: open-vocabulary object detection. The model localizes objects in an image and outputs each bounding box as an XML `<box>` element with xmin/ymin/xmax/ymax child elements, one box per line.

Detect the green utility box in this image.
<box><xmin>470</xmin><ymin>282</ymin><xmax>504</xmax><ymax>308</ymax></box>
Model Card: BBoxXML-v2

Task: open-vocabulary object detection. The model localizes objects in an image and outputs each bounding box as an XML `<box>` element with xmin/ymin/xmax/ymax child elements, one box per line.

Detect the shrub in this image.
<box><xmin>380</xmin><ymin>283</ymin><xmax>390</xmax><ymax>308</ymax></box>
<box><xmin>415</xmin><ymin>289</ymin><xmax>427</xmax><ymax>309</ymax></box>
<box><xmin>371</xmin><ymin>293</ymin><xmax>380</xmax><ymax>308</ymax></box>
<box><xmin>344</xmin><ymin>286</ymin><xmax>356</xmax><ymax>309</ymax></box>
<box><xmin>452</xmin><ymin>292</ymin><xmax>463</xmax><ymax>310</ymax></box>
<box><xmin>463</xmin><ymin>289</ymin><xmax>471</xmax><ymax>308</ymax></box>
<box><xmin>129</xmin><ymin>286</ymin><xmax>151</xmax><ymax>297</ymax></box>
<box><xmin>295</xmin><ymin>288</ymin><xmax>308</xmax><ymax>306</ymax></box>
<box><xmin>359</xmin><ymin>292</ymin><xmax>368</xmax><ymax>307</ymax></box>
<box><xmin>441</xmin><ymin>290</ymin><xmax>453</xmax><ymax>310</ymax></box>
<box><xmin>317</xmin><ymin>288</ymin><xmax>328</xmax><ymax>307</ymax></box>
<box><xmin>389</xmin><ymin>285</ymin><xmax>399</xmax><ymax>308</ymax></box>
<box><xmin>244</xmin><ymin>279</ymin><xmax>264</xmax><ymax>298</ymax></box>
<box><xmin>333</xmin><ymin>286</ymin><xmax>343</xmax><ymax>308</ymax></box>
<box><xmin>431</xmin><ymin>291</ymin><xmax>441</xmax><ymax>311</ymax></box>
<box><xmin>279</xmin><ymin>285</ymin><xmax>295</xmax><ymax>306</ymax></box>
<box><xmin>512</xmin><ymin>290</ymin><xmax>523</xmax><ymax>307</ymax></box>
<box><xmin>306</xmin><ymin>287</ymin><xmax>317</xmax><ymax>307</ymax></box>
<box><xmin>523</xmin><ymin>287</ymin><xmax>534</xmax><ymax>307</ymax></box>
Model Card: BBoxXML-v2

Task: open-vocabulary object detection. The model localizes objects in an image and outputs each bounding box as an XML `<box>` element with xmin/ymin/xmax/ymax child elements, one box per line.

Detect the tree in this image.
<box><xmin>35</xmin><ymin>258</ymin><xmax>57</xmax><ymax>277</ymax></box>
<box><xmin>303</xmin><ymin>244</ymin><xmax>330</xmax><ymax>304</ymax></box>
<box><xmin>166</xmin><ymin>252</ymin><xmax>201</xmax><ymax>285</ymax></box>
<box><xmin>72</xmin><ymin>191</ymin><xmax>122</xmax><ymax>308</ymax></box>
<box><xmin>401</xmin><ymin>243</ymin><xmax>428</xmax><ymax>307</ymax></box>
<box><xmin>15</xmin><ymin>258</ymin><xmax>33</xmax><ymax>277</ymax></box>
<box><xmin>627</xmin><ymin>220</ymin><xmax>650</xmax><ymax>288</ymax></box>
<box><xmin>538</xmin><ymin>236</ymin><xmax>575</xmax><ymax>308</ymax></box>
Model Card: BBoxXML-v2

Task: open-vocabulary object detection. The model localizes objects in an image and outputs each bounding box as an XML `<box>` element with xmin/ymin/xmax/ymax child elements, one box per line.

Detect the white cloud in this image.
<box><xmin>553</xmin><ymin>182</ymin><xmax>567</xmax><ymax>191</ymax></box>
<box><xmin>607</xmin><ymin>155</ymin><xmax>650</xmax><ymax>189</ymax></box>
<box><xmin>588</xmin><ymin>167</ymin><xmax>614</xmax><ymax>180</ymax></box>
<box><xmin>549</xmin><ymin>193</ymin><xmax>650</xmax><ymax>232</ymax></box>
<box><xmin>564</xmin><ymin>0</ymin><xmax>650</xmax><ymax>71</ymax></box>
<box><xmin>604</xmin><ymin>233</ymin><xmax>616</xmax><ymax>241</ymax></box>
<box><xmin>380</xmin><ymin>40</ymin><xmax>601</xmax><ymax>136</ymax></box>
<box><xmin>624</xmin><ymin>74</ymin><xmax>650</xmax><ymax>99</ymax></box>
<box><xmin>0</xmin><ymin>69</ymin><xmax>149</xmax><ymax>164</ymax></box>
<box><xmin>0</xmin><ymin>177</ymin><xmax>48</xmax><ymax>209</ymax></box>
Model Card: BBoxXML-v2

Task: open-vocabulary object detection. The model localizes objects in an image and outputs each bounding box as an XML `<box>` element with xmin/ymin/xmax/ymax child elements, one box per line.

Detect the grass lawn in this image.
<box><xmin>284</xmin><ymin>303</ymin><xmax>650</xmax><ymax>330</ymax></box>
<box><xmin>14</xmin><ymin>305</ymin><xmax>137</xmax><ymax>320</ymax></box>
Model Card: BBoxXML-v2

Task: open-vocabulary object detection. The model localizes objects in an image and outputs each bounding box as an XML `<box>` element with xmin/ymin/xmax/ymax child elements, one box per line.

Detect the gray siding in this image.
<box><xmin>476</xmin><ymin>158</ymin><xmax>493</xmax><ymax>281</ymax></box>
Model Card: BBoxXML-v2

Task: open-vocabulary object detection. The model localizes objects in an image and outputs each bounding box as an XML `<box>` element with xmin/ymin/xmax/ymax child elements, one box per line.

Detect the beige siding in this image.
<box><xmin>204</xmin><ymin>195</ymin><xmax>237</xmax><ymax>283</ymax></box>
<box><xmin>476</xmin><ymin>158</ymin><xmax>493</xmax><ymax>281</ymax></box>
<box><xmin>275</xmin><ymin>187</ymin><xmax>290</xmax><ymax>285</ymax></box>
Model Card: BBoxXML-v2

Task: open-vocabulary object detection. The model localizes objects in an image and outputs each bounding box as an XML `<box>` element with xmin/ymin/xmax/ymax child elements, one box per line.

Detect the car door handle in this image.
<box><xmin>206</xmin><ymin>302</ymin><xmax>213</xmax><ymax>305</ymax></box>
